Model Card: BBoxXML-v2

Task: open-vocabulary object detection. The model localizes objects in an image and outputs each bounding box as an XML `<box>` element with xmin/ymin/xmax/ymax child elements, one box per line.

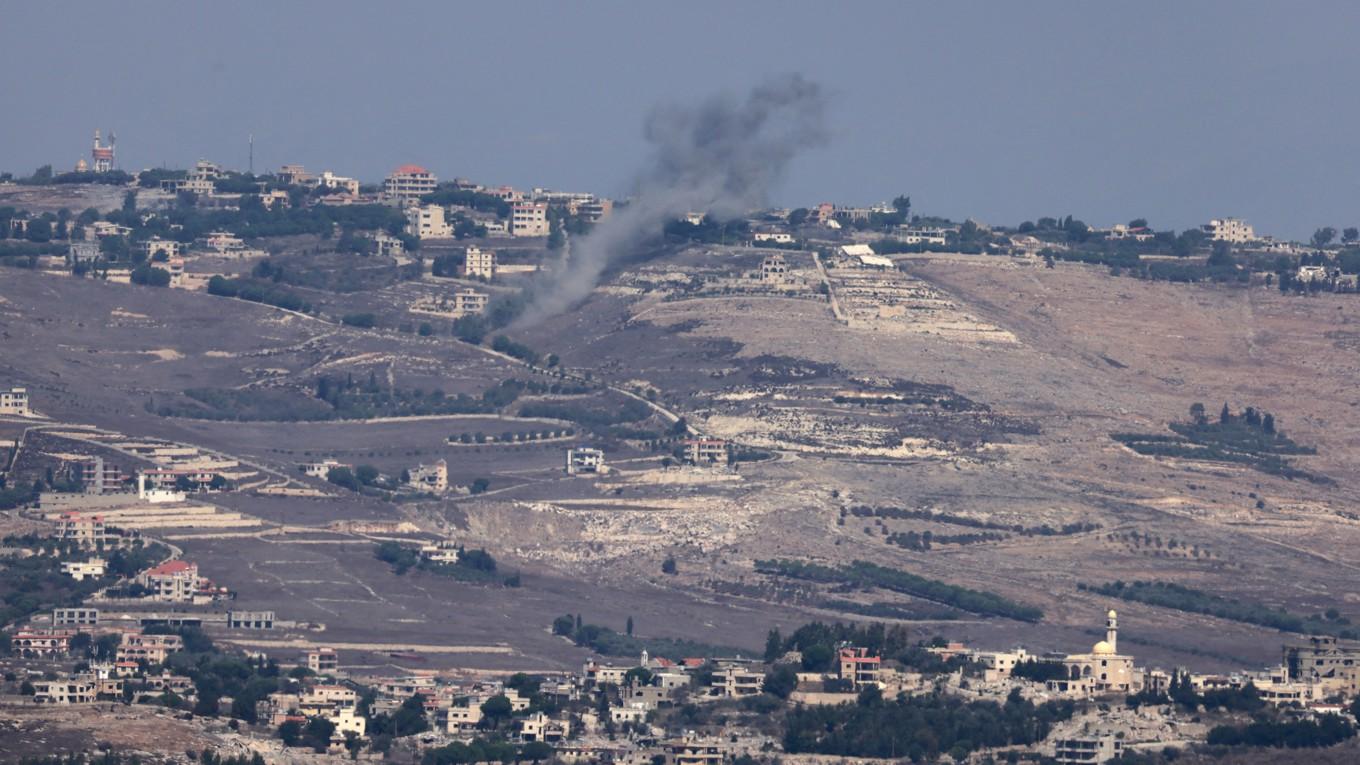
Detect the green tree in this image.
<box><xmin>1312</xmin><ymin>227</ymin><xmax>1337</xmax><ymax>248</ymax></box>
<box><xmin>479</xmin><ymin>694</ymin><xmax>513</xmax><ymax>730</ymax></box>
<box><xmin>892</xmin><ymin>195</ymin><xmax>911</xmax><ymax>218</ymax></box>
<box><xmin>764</xmin><ymin>663</ymin><xmax>799</xmax><ymax>699</ymax></box>
<box><xmin>522</xmin><ymin>741</ymin><xmax>554</xmax><ymax>763</ymax></box>
<box><xmin>626</xmin><ymin>616</ymin><xmax>634</xmax><ymax>636</ymax></box>
<box><xmin>303</xmin><ymin>716</ymin><xmax>336</xmax><ymax>752</ymax></box>
<box><xmin>278</xmin><ymin>719</ymin><xmax>302</xmax><ymax>747</ymax></box>
<box><xmin>661</xmin><ymin>556</ymin><xmax>678</xmax><ymax>575</ymax></box>
<box><xmin>764</xmin><ymin>628</ymin><xmax>783</xmax><ymax>662</ymax></box>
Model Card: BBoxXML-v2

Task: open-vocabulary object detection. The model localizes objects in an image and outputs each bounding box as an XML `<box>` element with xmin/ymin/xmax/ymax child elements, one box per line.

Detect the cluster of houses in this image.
<box><xmin>12</xmin><ymin>591</ymin><xmax>1360</xmax><ymax>763</ymax></box>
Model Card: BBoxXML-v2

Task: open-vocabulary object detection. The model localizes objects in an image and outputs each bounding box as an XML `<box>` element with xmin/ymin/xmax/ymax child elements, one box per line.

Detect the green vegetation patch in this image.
<box><xmin>550</xmin><ymin>614</ymin><xmax>740</xmax><ymax>660</ymax></box>
<box><xmin>1084</xmin><ymin>580</ymin><xmax>1356</xmax><ymax>638</ymax></box>
<box><xmin>1113</xmin><ymin>404</ymin><xmax>1327</xmax><ymax>483</ymax></box>
<box><xmin>756</xmin><ymin>558</ymin><xmax>1043</xmax><ymax>622</ymax></box>
<box><xmin>783</xmin><ymin>686</ymin><xmax>1074</xmax><ymax>761</ymax></box>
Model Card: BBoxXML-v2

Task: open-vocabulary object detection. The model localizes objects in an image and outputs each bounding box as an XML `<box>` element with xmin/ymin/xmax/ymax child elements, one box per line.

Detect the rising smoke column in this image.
<box><xmin>518</xmin><ymin>74</ymin><xmax>828</xmax><ymax>324</ymax></box>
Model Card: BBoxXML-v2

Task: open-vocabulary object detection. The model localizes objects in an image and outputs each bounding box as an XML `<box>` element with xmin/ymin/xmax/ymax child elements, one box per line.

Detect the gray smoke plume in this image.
<box><xmin>516</xmin><ymin>74</ymin><xmax>827</xmax><ymax>325</ymax></box>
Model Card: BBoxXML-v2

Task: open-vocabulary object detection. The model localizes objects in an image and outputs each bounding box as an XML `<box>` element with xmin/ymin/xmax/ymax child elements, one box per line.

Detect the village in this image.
<box><xmin>5</xmin><ymin>115</ymin><xmax>1360</xmax><ymax>765</ymax></box>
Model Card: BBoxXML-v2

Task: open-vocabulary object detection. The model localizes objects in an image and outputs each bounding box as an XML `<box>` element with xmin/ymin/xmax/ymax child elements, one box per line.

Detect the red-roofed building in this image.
<box><xmin>13</xmin><ymin>628</ymin><xmax>76</xmax><ymax>658</ymax></box>
<box><xmin>838</xmin><ymin>647</ymin><xmax>881</xmax><ymax>688</ymax></box>
<box><xmin>137</xmin><ymin>560</ymin><xmax>200</xmax><ymax>602</ymax></box>
<box><xmin>384</xmin><ymin>165</ymin><xmax>436</xmax><ymax>201</ymax></box>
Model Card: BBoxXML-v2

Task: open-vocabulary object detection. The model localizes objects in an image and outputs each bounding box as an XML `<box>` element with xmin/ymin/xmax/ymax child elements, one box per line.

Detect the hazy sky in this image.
<box><xmin>2</xmin><ymin>1</ymin><xmax>1357</xmax><ymax>240</ymax></box>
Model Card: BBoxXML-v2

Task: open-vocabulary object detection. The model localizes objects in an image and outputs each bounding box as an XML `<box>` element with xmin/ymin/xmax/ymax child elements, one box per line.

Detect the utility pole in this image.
<box><xmin>248</xmin><ymin>134</ymin><xmax>254</xmax><ymax>174</ymax></box>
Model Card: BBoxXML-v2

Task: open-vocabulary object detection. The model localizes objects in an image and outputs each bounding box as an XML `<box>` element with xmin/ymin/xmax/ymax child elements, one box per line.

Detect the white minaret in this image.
<box><xmin>1106</xmin><ymin>609</ymin><xmax>1118</xmax><ymax>653</ymax></box>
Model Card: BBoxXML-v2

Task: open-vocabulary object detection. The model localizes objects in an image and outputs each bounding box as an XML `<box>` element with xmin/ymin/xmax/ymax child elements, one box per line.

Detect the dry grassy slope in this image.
<box><xmin>514</xmin><ymin>255</ymin><xmax>1360</xmax><ymax>667</ymax></box>
<box><xmin>5</xmin><ymin>259</ymin><xmax>1360</xmax><ymax>671</ymax></box>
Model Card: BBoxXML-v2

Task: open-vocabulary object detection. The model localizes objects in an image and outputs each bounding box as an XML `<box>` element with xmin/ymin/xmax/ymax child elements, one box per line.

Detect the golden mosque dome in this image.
<box><xmin>1092</xmin><ymin>640</ymin><xmax>1115</xmax><ymax>655</ymax></box>
<box><xmin>1108</xmin><ymin>609</ymin><xmax>1118</xmax><ymax>619</ymax></box>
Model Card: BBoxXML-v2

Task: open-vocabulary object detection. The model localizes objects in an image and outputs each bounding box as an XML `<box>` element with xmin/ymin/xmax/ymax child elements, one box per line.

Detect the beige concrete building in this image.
<box><xmin>510</xmin><ymin>202</ymin><xmax>550</xmax><ymax>237</ymax></box>
<box><xmin>307</xmin><ymin>647</ymin><xmax>339</xmax><ymax>673</ymax></box>
<box><xmin>55</xmin><ymin>511</ymin><xmax>109</xmax><ymax>548</ymax></box>
<box><xmin>711</xmin><ymin>662</ymin><xmax>764</xmax><ymax>697</ymax></box>
<box><xmin>137</xmin><ymin>559</ymin><xmax>200</xmax><ymax>602</ymax></box>
<box><xmin>838</xmin><ymin>647</ymin><xmax>881</xmax><ymax>688</ymax></box>
<box><xmin>1051</xmin><ymin>611</ymin><xmax>1138</xmax><ymax>696</ymax></box>
<box><xmin>53</xmin><ymin>607</ymin><xmax>99</xmax><ymax>627</ymax></box>
<box><xmin>683</xmin><ymin>439</ymin><xmax>729</xmax><ymax>466</ymax></box>
<box><xmin>1203</xmin><ymin>217</ymin><xmax>1256</xmax><ymax>243</ymax></box>
<box><xmin>141</xmin><ymin>238</ymin><xmax>182</xmax><ymax>260</ymax></box>
<box><xmin>759</xmin><ymin>254</ymin><xmax>789</xmax><ymax>284</ymax></box>
<box><xmin>464</xmin><ymin>246</ymin><xmax>496</xmax><ymax>279</ymax></box>
<box><xmin>117</xmin><ymin>632</ymin><xmax>184</xmax><ymax>664</ymax></box>
<box><xmin>408</xmin><ymin>459</ymin><xmax>448</xmax><ymax>493</ymax></box>
<box><xmin>1</xmin><ymin>386</ymin><xmax>29</xmax><ymax>415</ymax></box>
<box><xmin>384</xmin><ymin>164</ymin><xmax>437</xmax><ymax>200</ymax></box>
<box><xmin>32</xmin><ymin>678</ymin><xmax>97</xmax><ymax>705</ymax></box>
<box><xmin>407</xmin><ymin>204</ymin><xmax>453</xmax><ymax>239</ymax></box>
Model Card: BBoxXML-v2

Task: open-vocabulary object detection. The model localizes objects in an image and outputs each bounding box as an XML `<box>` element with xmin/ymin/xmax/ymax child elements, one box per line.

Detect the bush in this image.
<box><xmin>341</xmin><ymin>312</ymin><xmax>376</xmax><ymax>328</ymax></box>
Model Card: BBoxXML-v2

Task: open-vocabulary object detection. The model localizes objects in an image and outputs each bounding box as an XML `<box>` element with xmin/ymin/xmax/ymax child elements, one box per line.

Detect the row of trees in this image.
<box><xmin>756</xmin><ymin>558</ymin><xmax>1044</xmax><ymax>622</ymax></box>
<box><xmin>782</xmin><ymin>687</ymin><xmax>1075</xmax><ymax>761</ymax></box>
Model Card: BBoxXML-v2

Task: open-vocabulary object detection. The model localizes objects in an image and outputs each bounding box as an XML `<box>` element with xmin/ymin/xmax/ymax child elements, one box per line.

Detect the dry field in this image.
<box><xmin>4</xmin><ymin>250</ymin><xmax>1360</xmax><ymax>673</ymax></box>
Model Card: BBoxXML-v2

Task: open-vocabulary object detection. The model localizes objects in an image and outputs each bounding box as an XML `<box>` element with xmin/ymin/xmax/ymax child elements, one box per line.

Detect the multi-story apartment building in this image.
<box><xmin>117</xmin><ymin>632</ymin><xmax>185</xmax><ymax>664</ymax></box>
<box><xmin>683</xmin><ymin>439</ymin><xmax>729</xmax><ymax>466</ymax></box>
<box><xmin>510</xmin><ymin>202</ymin><xmax>550</xmax><ymax>237</ymax></box>
<box><xmin>384</xmin><ymin>164</ymin><xmax>437</xmax><ymax>200</ymax></box>
<box><xmin>56</xmin><ymin>512</ymin><xmax>109</xmax><ymax>548</ymax></box>
<box><xmin>1202</xmin><ymin>217</ymin><xmax>1256</xmax><ymax>243</ymax></box>
<box><xmin>838</xmin><ymin>647</ymin><xmax>882</xmax><ymax>688</ymax></box>
<box><xmin>137</xmin><ymin>559</ymin><xmax>200</xmax><ymax>602</ymax></box>
<box><xmin>406</xmin><ymin>204</ymin><xmax>453</xmax><ymax>239</ymax></box>
<box><xmin>464</xmin><ymin>246</ymin><xmax>496</xmax><ymax>279</ymax></box>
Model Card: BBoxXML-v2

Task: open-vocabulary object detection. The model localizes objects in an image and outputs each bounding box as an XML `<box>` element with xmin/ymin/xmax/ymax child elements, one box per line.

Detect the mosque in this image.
<box><xmin>1048</xmin><ymin>610</ymin><xmax>1141</xmax><ymax>696</ymax></box>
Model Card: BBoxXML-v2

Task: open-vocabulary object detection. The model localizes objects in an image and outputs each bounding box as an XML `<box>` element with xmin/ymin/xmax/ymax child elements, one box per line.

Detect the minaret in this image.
<box><xmin>1106</xmin><ymin>609</ymin><xmax>1118</xmax><ymax>653</ymax></box>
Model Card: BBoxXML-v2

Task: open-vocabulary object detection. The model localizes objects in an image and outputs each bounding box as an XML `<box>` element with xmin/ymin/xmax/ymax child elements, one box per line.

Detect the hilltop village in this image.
<box><xmin>6</xmin><ymin>134</ymin><xmax>1360</xmax><ymax>765</ymax></box>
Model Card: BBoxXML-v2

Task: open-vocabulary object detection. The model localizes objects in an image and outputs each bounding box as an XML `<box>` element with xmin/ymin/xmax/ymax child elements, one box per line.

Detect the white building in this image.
<box><xmin>465</xmin><ymin>246</ymin><xmax>496</xmax><ymax>279</ymax></box>
<box><xmin>61</xmin><ymin>558</ymin><xmax>107</xmax><ymax>581</ymax></box>
<box><xmin>510</xmin><ymin>202</ymin><xmax>550</xmax><ymax>237</ymax></box>
<box><xmin>896</xmin><ymin>227</ymin><xmax>950</xmax><ymax>246</ymax></box>
<box><xmin>406</xmin><ymin>205</ymin><xmax>453</xmax><ymax>239</ymax></box>
<box><xmin>384</xmin><ymin>164</ymin><xmax>437</xmax><ymax>201</ymax></box>
<box><xmin>1203</xmin><ymin>217</ymin><xmax>1256</xmax><ymax>243</ymax></box>
<box><xmin>566</xmin><ymin>448</ymin><xmax>605</xmax><ymax>475</ymax></box>
<box><xmin>753</xmin><ymin>231</ymin><xmax>794</xmax><ymax>244</ymax></box>
<box><xmin>141</xmin><ymin>238</ymin><xmax>182</xmax><ymax>260</ymax></box>
<box><xmin>317</xmin><ymin>171</ymin><xmax>360</xmax><ymax>196</ymax></box>
<box><xmin>300</xmin><ymin>459</ymin><xmax>350</xmax><ymax>478</ymax></box>
<box><xmin>420</xmin><ymin>540</ymin><xmax>461</xmax><ymax>564</ymax></box>
<box><xmin>1</xmin><ymin>387</ymin><xmax>29</xmax><ymax>415</ymax></box>
<box><xmin>839</xmin><ymin>243</ymin><xmax>875</xmax><ymax>258</ymax></box>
